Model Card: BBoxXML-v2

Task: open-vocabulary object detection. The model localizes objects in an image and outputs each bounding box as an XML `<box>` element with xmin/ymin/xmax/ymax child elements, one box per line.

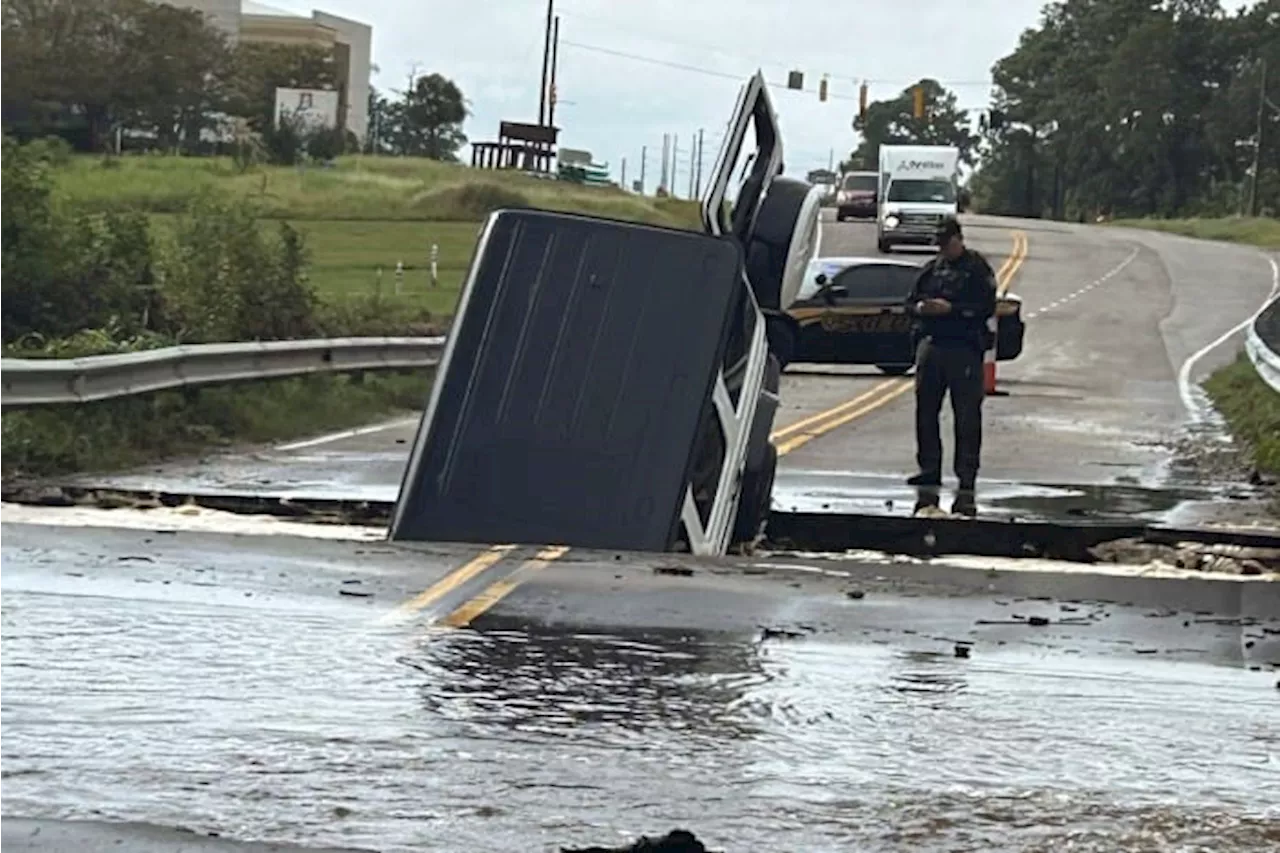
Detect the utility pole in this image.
<box><xmin>660</xmin><ymin>134</ymin><xmax>669</xmax><ymax>193</ymax></box>
<box><xmin>547</xmin><ymin>15</ymin><xmax>560</xmax><ymax>128</ymax></box>
<box><xmin>694</xmin><ymin>128</ymin><xmax>705</xmax><ymax>198</ymax></box>
<box><xmin>688</xmin><ymin>130</ymin><xmax>697</xmax><ymax>197</ymax></box>
<box><xmin>537</xmin><ymin>0</ymin><xmax>554</xmax><ymax>125</ymax></box>
<box><xmin>672</xmin><ymin>133</ymin><xmax>679</xmax><ymax>198</ymax></box>
<box><xmin>621</xmin><ymin>157</ymin><xmax>627</xmax><ymax>191</ymax></box>
<box><xmin>640</xmin><ymin>145</ymin><xmax>647</xmax><ymax>194</ymax></box>
<box><xmin>1250</xmin><ymin>57</ymin><xmax>1268</xmax><ymax>218</ymax></box>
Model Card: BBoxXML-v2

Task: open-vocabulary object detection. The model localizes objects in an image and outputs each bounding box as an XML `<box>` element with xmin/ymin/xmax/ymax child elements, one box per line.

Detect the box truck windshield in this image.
<box><xmin>887</xmin><ymin>178</ymin><xmax>955</xmax><ymax>204</ymax></box>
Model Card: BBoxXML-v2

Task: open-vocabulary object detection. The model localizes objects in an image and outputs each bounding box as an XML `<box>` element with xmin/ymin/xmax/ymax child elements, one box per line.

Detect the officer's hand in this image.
<box><xmin>918</xmin><ymin>298</ymin><xmax>952</xmax><ymax>316</ymax></box>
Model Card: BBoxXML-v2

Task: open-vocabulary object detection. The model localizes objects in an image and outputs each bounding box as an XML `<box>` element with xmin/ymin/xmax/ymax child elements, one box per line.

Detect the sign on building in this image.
<box><xmin>274</xmin><ymin>88</ymin><xmax>340</xmax><ymax>134</ymax></box>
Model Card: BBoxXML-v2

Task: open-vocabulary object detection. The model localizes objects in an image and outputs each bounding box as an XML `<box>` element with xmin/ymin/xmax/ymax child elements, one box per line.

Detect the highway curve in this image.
<box><xmin>55</xmin><ymin>213</ymin><xmax>1280</xmax><ymax>526</ymax></box>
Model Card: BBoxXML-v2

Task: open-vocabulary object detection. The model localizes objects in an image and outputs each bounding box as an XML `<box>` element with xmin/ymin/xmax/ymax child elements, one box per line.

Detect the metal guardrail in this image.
<box><xmin>0</xmin><ymin>337</ymin><xmax>445</xmax><ymax>409</ymax></box>
<box><xmin>1247</xmin><ymin>297</ymin><xmax>1280</xmax><ymax>394</ymax></box>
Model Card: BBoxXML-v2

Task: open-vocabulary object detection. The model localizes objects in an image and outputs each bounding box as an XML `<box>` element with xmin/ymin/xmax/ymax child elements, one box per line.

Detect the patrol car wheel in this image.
<box><xmin>876</xmin><ymin>363</ymin><xmax>912</xmax><ymax>376</ymax></box>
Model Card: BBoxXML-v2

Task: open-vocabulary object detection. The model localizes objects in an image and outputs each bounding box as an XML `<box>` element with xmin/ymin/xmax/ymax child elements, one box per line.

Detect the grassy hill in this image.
<box><xmin>54</xmin><ymin>154</ymin><xmax>703</xmax><ymax>318</ymax></box>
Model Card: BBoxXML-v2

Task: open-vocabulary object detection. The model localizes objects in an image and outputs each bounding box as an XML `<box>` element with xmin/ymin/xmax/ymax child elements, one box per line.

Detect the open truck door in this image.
<box><xmin>388</xmin><ymin>72</ymin><xmax>820</xmax><ymax>555</ymax></box>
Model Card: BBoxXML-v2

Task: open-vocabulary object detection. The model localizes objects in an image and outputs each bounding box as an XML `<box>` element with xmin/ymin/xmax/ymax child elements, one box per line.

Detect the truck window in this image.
<box><xmin>886</xmin><ymin>179</ymin><xmax>956</xmax><ymax>204</ymax></box>
<box><xmin>842</xmin><ymin>174</ymin><xmax>878</xmax><ymax>192</ymax></box>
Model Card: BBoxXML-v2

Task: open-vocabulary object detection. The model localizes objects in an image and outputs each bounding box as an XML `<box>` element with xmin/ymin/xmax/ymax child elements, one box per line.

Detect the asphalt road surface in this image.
<box><xmin>3</xmin><ymin>518</ymin><xmax>1279</xmax><ymax>853</ymax></box>
<box><xmin>58</xmin><ymin>214</ymin><xmax>1279</xmax><ymax>526</ymax></box>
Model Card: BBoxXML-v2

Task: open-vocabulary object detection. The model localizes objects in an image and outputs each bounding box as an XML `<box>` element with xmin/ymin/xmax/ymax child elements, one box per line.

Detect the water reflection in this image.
<box><xmin>398</xmin><ymin>625</ymin><xmax>769</xmax><ymax>749</ymax></box>
<box><xmin>4</xmin><ymin>586</ymin><xmax>1278</xmax><ymax>852</ymax></box>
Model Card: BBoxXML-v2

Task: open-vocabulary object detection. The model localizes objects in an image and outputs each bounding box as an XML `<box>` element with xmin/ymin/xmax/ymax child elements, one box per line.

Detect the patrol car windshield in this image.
<box><xmin>842</xmin><ymin>174</ymin><xmax>877</xmax><ymax>192</ymax></box>
<box><xmin>887</xmin><ymin>179</ymin><xmax>955</xmax><ymax>204</ymax></box>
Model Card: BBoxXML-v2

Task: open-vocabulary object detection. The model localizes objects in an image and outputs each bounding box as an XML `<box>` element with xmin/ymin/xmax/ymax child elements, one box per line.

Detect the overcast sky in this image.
<box><xmin>254</xmin><ymin>0</ymin><xmax>1239</xmax><ymax>190</ymax></box>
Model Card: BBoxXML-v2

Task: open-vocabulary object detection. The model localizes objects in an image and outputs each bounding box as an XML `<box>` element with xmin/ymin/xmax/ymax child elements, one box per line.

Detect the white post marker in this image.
<box><xmin>395</xmin><ymin>260</ymin><xmax>404</xmax><ymax>296</ymax></box>
<box><xmin>430</xmin><ymin>243</ymin><xmax>439</xmax><ymax>288</ymax></box>
<box><xmin>983</xmin><ymin>314</ymin><xmax>998</xmax><ymax>395</ymax></box>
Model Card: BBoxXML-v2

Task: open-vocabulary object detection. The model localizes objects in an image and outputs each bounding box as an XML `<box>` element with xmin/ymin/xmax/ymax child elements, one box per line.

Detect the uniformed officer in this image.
<box><xmin>904</xmin><ymin>216</ymin><xmax>997</xmax><ymax>515</ymax></box>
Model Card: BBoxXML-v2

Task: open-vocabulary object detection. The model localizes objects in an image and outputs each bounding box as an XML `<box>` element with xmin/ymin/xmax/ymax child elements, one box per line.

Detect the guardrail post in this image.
<box><xmin>430</xmin><ymin>243</ymin><xmax>439</xmax><ymax>288</ymax></box>
<box><xmin>395</xmin><ymin>261</ymin><xmax>404</xmax><ymax>297</ymax></box>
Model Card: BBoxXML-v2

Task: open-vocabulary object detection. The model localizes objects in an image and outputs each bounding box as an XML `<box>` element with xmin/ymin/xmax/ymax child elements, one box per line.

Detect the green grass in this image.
<box><xmin>55</xmin><ymin>154</ymin><xmax>702</xmax><ymax>227</ymax></box>
<box><xmin>1</xmin><ymin>370</ymin><xmax>433</xmax><ymax>481</ymax></box>
<box><xmin>147</xmin><ymin>214</ymin><xmax>480</xmax><ymax>316</ymax></box>
<box><xmin>1203</xmin><ymin>352</ymin><xmax>1280</xmax><ymax>475</ymax></box>
<box><xmin>1109</xmin><ymin>216</ymin><xmax>1280</xmax><ymax>250</ymax></box>
<box><xmin>67</xmin><ymin>154</ymin><xmax>702</xmax><ymax>318</ymax></box>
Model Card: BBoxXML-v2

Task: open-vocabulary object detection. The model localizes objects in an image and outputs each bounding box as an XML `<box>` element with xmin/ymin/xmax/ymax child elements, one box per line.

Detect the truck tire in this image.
<box><xmin>731</xmin><ymin>439</ymin><xmax>777</xmax><ymax>546</ymax></box>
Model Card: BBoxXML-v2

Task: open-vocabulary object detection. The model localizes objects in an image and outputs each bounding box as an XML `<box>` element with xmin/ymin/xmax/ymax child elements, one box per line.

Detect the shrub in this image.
<box><xmin>156</xmin><ymin>195</ymin><xmax>318</xmax><ymax>341</ymax></box>
<box><xmin>2</xmin><ymin>137</ymin><xmax>157</xmax><ymax>342</ymax></box>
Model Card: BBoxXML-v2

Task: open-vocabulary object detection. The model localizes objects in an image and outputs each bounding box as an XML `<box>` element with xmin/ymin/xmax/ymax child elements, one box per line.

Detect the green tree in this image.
<box><xmin>127</xmin><ymin>1</ymin><xmax>230</xmax><ymax>152</ymax></box>
<box><xmin>388</xmin><ymin>73</ymin><xmax>469</xmax><ymax>160</ymax></box>
<box><xmin>843</xmin><ymin>78</ymin><xmax>978</xmax><ymax>172</ymax></box>
<box><xmin>972</xmin><ymin>0</ymin><xmax>1279</xmax><ymax>220</ymax></box>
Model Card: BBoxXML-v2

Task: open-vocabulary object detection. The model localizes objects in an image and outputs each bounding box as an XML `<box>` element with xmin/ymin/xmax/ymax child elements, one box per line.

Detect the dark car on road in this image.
<box><xmin>835</xmin><ymin>171</ymin><xmax>878</xmax><ymax>221</ymax></box>
<box><xmin>779</xmin><ymin>256</ymin><xmax>1026</xmax><ymax>374</ymax></box>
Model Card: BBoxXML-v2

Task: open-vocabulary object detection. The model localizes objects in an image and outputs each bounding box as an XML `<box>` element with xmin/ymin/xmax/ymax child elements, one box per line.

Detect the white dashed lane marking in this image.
<box><xmin>1024</xmin><ymin>246</ymin><xmax>1141</xmax><ymax>320</ymax></box>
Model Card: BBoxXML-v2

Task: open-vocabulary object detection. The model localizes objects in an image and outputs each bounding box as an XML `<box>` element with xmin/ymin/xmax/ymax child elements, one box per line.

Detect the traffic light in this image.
<box><xmin>859</xmin><ymin>82</ymin><xmax>868</xmax><ymax>121</ymax></box>
<box><xmin>819</xmin><ymin>76</ymin><xmax>829</xmax><ymax>102</ymax></box>
<box><xmin>913</xmin><ymin>85</ymin><xmax>925</xmax><ymax>119</ymax></box>
<box><xmin>549</xmin><ymin>83</ymin><xmax>557</xmax><ymax>107</ymax></box>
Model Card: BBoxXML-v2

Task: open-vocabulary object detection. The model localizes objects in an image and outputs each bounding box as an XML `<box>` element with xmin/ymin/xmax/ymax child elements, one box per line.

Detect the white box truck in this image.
<box><xmin>876</xmin><ymin>144</ymin><xmax>960</xmax><ymax>254</ymax></box>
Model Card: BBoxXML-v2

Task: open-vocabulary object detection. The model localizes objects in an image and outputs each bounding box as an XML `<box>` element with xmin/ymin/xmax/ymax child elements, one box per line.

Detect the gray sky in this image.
<box><xmin>263</xmin><ymin>1</ymin><xmax>1056</xmax><ymax>186</ymax></box>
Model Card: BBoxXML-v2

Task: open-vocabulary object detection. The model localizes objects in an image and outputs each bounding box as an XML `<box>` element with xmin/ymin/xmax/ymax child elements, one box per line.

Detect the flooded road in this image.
<box><xmin>3</xmin><ymin>522</ymin><xmax>1279</xmax><ymax>852</ymax></box>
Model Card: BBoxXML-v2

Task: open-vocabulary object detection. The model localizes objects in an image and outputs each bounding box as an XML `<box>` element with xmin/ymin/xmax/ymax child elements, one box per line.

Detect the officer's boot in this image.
<box><xmin>951</xmin><ymin>487</ymin><xmax>977</xmax><ymax>517</ymax></box>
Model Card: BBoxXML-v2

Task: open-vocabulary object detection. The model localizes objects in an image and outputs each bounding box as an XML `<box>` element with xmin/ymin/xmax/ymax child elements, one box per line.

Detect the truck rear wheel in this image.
<box><xmin>731</xmin><ymin>440</ymin><xmax>777</xmax><ymax>546</ymax></box>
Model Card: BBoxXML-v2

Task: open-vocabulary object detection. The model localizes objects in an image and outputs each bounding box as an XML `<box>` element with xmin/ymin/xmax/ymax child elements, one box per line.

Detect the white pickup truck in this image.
<box><xmin>876</xmin><ymin>144</ymin><xmax>960</xmax><ymax>253</ymax></box>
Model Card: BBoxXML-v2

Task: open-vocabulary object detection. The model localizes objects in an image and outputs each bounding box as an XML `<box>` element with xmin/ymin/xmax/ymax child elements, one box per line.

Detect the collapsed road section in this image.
<box><xmin>388</xmin><ymin>72</ymin><xmax>821</xmax><ymax>557</ymax></box>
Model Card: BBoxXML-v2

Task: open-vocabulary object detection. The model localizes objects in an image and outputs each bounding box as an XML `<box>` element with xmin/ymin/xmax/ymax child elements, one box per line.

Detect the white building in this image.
<box><xmin>165</xmin><ymin>1</ymin><xmax>371</xmax><ymax>142</ymax></box>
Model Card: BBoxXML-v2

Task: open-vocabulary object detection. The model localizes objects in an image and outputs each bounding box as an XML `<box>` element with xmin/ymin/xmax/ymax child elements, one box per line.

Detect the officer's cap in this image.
<box><xmin>935</xmin><ymin>216</ymin><xmax>963</xmax><ymax>242</ymax></box>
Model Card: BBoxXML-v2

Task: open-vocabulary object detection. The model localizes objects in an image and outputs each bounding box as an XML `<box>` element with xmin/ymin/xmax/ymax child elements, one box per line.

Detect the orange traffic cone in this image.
<box><xmin>983</xmin><ymin>315</ymin><xmax>1002</xmax><ymax>396</ymax></box>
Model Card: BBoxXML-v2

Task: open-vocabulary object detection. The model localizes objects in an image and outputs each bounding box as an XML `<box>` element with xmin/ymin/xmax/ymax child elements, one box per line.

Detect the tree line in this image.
<box><xmin>848</xmin><ymin>0</ymin><xmax>1278</xmax><ymax>220</ymax></box>
<box><xmin>1</xmin><ymin>0</ymin><xmax>469</xmax><ymax>162</ymax></box>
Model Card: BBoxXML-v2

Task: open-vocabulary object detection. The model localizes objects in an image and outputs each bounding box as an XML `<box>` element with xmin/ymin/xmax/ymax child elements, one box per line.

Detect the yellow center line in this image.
<box><xmin>378</xmin><ymin>544</ymin><xmax>516</xmax><ymax>624</ymax></box>
<box><xmin>769</xmin><ymin>379</ymin><xmax>901</xmax><ymax>441</ymax></box>
<box><xmin>437</xmin><ymin>545</ymin><xmax>571</xmax><ymax>629</ymax></box>
<box><xmin>774</xmin><ymin>379</ymin><xmax>910</xmax><ymax>456</ymax></box>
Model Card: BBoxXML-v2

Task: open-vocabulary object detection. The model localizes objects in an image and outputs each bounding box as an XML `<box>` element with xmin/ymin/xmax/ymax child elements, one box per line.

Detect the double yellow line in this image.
<box><xmin>770</xmin><ymin>229</ymin><xmax>1028</xmax><ymax>457</ymax></box>
<box><xmin>388</xmin><ymin>229</ymin><xmax>1029</xmax><ymax>631</ymax></box>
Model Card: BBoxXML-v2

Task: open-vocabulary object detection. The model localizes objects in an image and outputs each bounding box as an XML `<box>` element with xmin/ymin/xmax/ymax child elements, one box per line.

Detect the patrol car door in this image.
<box><xmin>825</xmin><ymin>263</ymin><xmax>918</xmax><ymax>336</ymax></box>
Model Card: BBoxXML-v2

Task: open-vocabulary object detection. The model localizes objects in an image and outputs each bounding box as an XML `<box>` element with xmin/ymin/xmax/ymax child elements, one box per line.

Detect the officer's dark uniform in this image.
<box><xmin>904</xmin><ymin>219</ymin><xmax>997</xmax><ymax>495</ymax></box>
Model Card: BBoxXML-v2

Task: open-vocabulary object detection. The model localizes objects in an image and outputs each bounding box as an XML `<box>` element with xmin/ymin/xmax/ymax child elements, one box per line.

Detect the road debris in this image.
<box><xmin>562</xmin><ymin>829</ymin><xmax>719</xmax><ymax>853</ymax></box>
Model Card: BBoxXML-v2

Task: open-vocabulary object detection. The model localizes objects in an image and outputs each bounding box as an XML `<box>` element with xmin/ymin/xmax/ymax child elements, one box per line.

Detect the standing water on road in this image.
<box><xmin>2</xmin><ymin>585</ymin><xmax>1277</xmax><ymax>853</ymax></box>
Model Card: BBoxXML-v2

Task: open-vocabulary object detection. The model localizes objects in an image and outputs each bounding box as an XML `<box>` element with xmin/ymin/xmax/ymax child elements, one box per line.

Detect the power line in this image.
<box><xmin>561</xmin><ymin>40</ymin><xmax>994</xmax><ymax>113</ymax></box>
<box><xmin>557</xmin><ymin>35</ymin><xmax>995</xmax><ymax>91</ymax></box>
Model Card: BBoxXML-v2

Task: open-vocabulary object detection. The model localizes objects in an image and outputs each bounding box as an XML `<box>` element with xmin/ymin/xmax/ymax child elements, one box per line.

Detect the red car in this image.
<box><xmin>835</xmin><ymin>171</ymin><xmax>878</xmax><ymax>221</ymax></box>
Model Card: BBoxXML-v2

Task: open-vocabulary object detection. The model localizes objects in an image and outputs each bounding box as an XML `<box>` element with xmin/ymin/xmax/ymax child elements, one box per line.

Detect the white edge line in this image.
<box><xmin>275</xmin><ymin>416</ymin><xmax>421</xmax><ymax>452</ymax></box>
<box><xmin>1176</xmin><ymin>253</ymin><xmax>1280</xmax><ymax>421</ymax></box>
